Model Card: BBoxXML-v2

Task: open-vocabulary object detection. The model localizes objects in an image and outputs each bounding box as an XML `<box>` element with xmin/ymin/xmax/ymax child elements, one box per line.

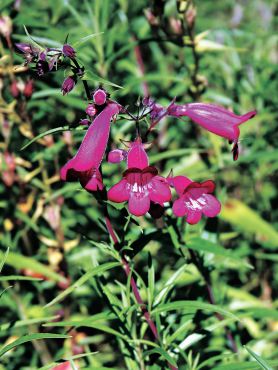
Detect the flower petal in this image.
<box><xmin>173</xmin><ymin>198</ymin><xmax>187</xmax><ymax>217</ymax></box>
<box><xmin>202</xmin><ymin>194</ymin><xmax>221</xmax><ymax>217</ymax></box>
<box><xmin>186</xmin><ymin>210</ymin><xmax>202</xmax><ymax>225</ymax></box>
<box><xmin>127</xmin><ymin>138</ymin><xmax>149</xmax><ymax>169</ymax></box>
<box><xmin>167</xmin><ymin>175</ymin><xmax>192</xmax><ymax>195</ymax></box>
<box><xmin>128</xmin><ymin>193</ymin><xmax>150</xmax><ymax>216</ymax></box>
<box><xmin>108</xmin><ymin>179</ymin><xmax>129</xmax><ymax>203</ymax></box>
<box><xmin>149</xmin><ymin>177</ymin><xmax>172</xmax><ymax>204</ymax></box>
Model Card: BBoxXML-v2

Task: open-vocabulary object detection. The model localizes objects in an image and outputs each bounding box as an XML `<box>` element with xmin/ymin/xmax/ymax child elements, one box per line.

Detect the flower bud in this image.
<box><xmin>61</xmin><ymin>76</ymin><xmax>76</xmax><ymax>95</ymax></box>
<box><xmin>15</xmin><ymin>43</ymin><xmax>32</xmax><ymax>53</ymax></box>
<box><xmin>10</xmin><ymin>80</ymin><xmax>20</xmax><ymax>98</ymax></box>
<box><xmin>62</xmin><ymin>44</ymin><xmax>76</xmax><ymax>58</ymax></box>
<box><xmin>85</xmin><ymin>104</ymin><xmax>97</xmax><ymax>117</ymax></box>
<box><xmin>93</xmin><ymin>89</ymin><xmax>107</xmax><ymax>105</ymax></box>
<box><xmin>23</xmin><ymin>80</ymin><xmax>34</xmax><ymax>98</ymax></box>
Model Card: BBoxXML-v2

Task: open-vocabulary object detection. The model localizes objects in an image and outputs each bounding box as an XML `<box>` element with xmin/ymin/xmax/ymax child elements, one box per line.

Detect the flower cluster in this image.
<box><xmin>16</xmin><ymin>41</ymin><xmax>82</xmax><ymax>95</ymax></box>
<box><xmin>17</xmin><ymin>40</ymin><xmax>256</xmax><ymax>225</ymax></box>
<box><xmin>60</xmin><ymin>89</ymin><xmax>256</xmax><ymax>224</ymax></box>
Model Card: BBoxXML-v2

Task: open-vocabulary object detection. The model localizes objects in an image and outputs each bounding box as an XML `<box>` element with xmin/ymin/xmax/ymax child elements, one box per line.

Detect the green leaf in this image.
<box><xmin>0</xmin><ymin>333</ymin><xmax>70</xmax><ymax>357</ymax></box>
<box><xmin>186</xmin><ymin>237</ymin><xmax>252</xmax><ymax>268</ymax></box>
<box><xmin>221</xmin><ymin>199</ymin><xmax>278</xmax><ymax>249</ymax></box>
<box><xmin>144</xmin><ymin>348</ymin><xmax>177</xmax><ymax>367</ymax></box>
<box><xmin>0</xmin><ymin>316</ymin><xmax>59</xmax><ymax>332</ymax></box>
<box><xmin>0</xmin><ymin>275</ymin><xmax>43</xmax><ymax>281</ymax></box>
<box><xmin>0</xmin><ymin>250</ymin><xmax>67</xmax><ymax>283</ymax></box>
<box><xmin>213</xmin><ymin>361</ymin><xmax>278</xmax><ymax>370</ymax></box>
<box><xmin>83</xmin><ymin>70</ymin><xmax>123</xmax><ymax>89</ymax></box>
<box><xmin>0</xmin><ymin>246</ymin><xmax>9</xmax><ymax>273</ymax></box>
<box><xmin>245</xmin><ymin>346</ymin><xmax>274</xmax><ymax>370</ymax></box>
<box><xmin>20</xmin><ymin>125</ymin><xmax>86</xmax><ymax>150</ymax></box>
<box><xmin>152</xmin><ymin>300</ymin><xmax>239</xmax><ymax>321</ymax></box>
<box><xmin>44</xmin><ymin>262</ymin><xmax>121</xmax><ymax>307</ymax></box>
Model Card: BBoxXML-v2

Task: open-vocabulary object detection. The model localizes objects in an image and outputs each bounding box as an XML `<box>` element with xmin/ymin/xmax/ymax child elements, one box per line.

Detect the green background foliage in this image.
<box><xmin>0</xmin><ymin>0</ymin><xmax>277</xmax><ymax>369</ymax></box>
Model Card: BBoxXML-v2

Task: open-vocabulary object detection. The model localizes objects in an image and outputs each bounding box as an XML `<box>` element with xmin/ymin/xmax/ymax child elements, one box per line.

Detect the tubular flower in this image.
<box><xmin>60</xmin><ymin>102</ymin><xmax>121</xmax><ymax>192</ymax></box>
<box><xmin>107</xmin><ymin>137</ymin><xmax>149</xmax><ymax>166</ymax></box>
<box><xmin>108</xmin><ymin>138</ymin><xmax>171</xmax><ymax>216</ymax></box>
<box><xmin>168</xmin><ymin>103</ymin><xmax>257</xmax><ymax>160</ymax></box>
<box><xmin>168</xmin><ymin>175</ymin><xmax>221</xmax><ymax>224</ymax></box>
<box><xmin>145</xmin><ymin>98</ymin><xmax>256</xmax><ymax>160</ymax></box>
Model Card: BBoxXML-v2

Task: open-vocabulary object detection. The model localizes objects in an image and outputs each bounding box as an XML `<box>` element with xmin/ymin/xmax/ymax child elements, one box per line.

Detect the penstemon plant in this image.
<box><xmin>16</xmin><ymin>32</ymin><xmax>257</xmax><ymax>369</ymax></box>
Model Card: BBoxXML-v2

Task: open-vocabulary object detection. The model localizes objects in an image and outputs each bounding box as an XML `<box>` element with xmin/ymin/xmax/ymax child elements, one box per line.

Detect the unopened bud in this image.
<box><xmin>93</xmin><ymin>89</ymin><xmax>107</xmax><ymax>105</ymax></box>
<box><xmin>61</xmin><ymin>76</ymin><xmax>76</xmax><ymax>95</ymax></box>
<box><xmin>62</xmin><ymin>44</ymin><xmax>76</xmax><ymax>58</ymax></box>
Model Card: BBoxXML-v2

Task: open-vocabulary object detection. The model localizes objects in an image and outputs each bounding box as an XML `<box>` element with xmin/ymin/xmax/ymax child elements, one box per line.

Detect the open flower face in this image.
<box><xmin>169</xmin><ymin>176</ymin><xmax>221</xmax><ymax>224</ymax></box>
<box><xmin>108</xmin><ymin>166</ymin><xmax>171</xmax><ymax>217</ymax></box>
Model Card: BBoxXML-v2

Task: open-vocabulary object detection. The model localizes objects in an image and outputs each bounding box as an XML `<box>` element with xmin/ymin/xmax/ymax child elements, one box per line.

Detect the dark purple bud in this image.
<box><xmin>62</xmin><ymin>44</ymin><xmax>76</xmax><ymax>58</ymax></box>
<box><xmin>61</xmin><ymin>76</ymin><xmax>76</xmax><ymax>95</ymax></box>
<box><xmin>36</xmin><ymin>60</ymin><xmax>49</xmax><ymax>76</ymax></box>
<box><xmin>93</xmin><ymin>89</ymin><xmax>107</xmax><ymax>105</ymax></box>
<box><xmin>85</xmin><ymin>104</ymin><xmax>97</xmax><ymax>117</ymax></box>
<box><xmin>15</xmin><ymin>43</ymin><xmax>32</xmax><ymax>54</ymax></box>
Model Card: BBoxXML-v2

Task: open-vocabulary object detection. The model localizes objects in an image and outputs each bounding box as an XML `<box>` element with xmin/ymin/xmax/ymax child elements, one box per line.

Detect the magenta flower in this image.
<box><xmin>168</xmin><ymin>103</ymin><xmax>256</xmax><ymax>142</ymax></box>
<box><xmin>108</xmin><ymin>167</ymin><xmax>171</xmax><ymax>217</ymax></box>
<box><xmin>108</xmin><ymin>138</ymin><xmax>171</xmax><ymax>216</ymax></box>
<box><xmin>60</xmin><ymin>102</ymin><xmax>120</xmax><ymax>192</ymax></box>
<box><xmin>145</xmin><ymin>98</ymin><xmax>256</xmax><ymax>160</ymax></box>
<box><xmin>168</xmin><ymin>175</ymin><xmax>221</xmax><ymax>224</ymax></box>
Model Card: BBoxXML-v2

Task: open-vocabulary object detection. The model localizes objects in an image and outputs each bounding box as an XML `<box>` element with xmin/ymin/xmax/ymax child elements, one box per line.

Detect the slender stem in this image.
<box><xmin>104</xmin><ymin>212</ymin><xmax>178</xmax><ymax>370</ymax></box>
<box><xmin>186</xmin><ymin>248</ymin><xmax>238</xmax><ymax>353</ymax></box>
<box><xmin>71</xmin><ymin>58</ymin><xmax>91</xmax><ymax>100</ymax></box>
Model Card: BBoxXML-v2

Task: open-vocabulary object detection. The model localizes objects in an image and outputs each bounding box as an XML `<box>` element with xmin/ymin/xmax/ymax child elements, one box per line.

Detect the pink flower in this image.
<box><xmin>168</xmin><ymin>176</ymin><xmax>221</xmax><ymax>224</ymax></box>
<box><xmin>108</xmin><ymin>167</ymin><xmax>171</xmax><ymax>217</ymax></box>
<box><xmin>145</xmin><ymin>98</ymin><xmax>256</xmax><ymax>160</ymax></box>
<box><xmin>168</xmin><ymin>103</ymin><xmax>256</xmax><ymax>142</ymax></box>
<box><xmin>168</xmin><ymin>103</ymin><xmax>257</xmax><ymax>160</ymax></box>
<box><xmin>108</xmin><ymin>138</ymin><xmax>171</xmax><ymax>216</ymax></box>
<box><xmin>60</xmin><ymin>102</ymin><xmax>120</xmax><ymax>192</ymax></box>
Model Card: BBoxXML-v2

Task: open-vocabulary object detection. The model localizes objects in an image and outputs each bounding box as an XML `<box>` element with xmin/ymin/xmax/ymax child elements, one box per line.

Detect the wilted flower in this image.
<box><xmin>61</xmin><ymin>76</ymin><xmax>76</xmax><ymax>95</ymax></box>
<box><xmin>60</xmin><ymin>102</ymin><xmax>121</xmax><ymax>192</ymax></box>
<box><xmin>62</xmin><ymin>44</ymin><xmax>76</xmax><ymax>58</ymax></box>
<box><xmin>93</xmin><ymin>88</ymin><xmax>107</xmax><ymax>105</ymax></box>
<box><xmin>168</xmin><ymin>175</ymin><xmax>221</xmax><ymax>224</ymax></box>
<box><xmin>16</xmin><ymin>43</ymin><xmax>39</xmax><ymax>65</ymax></box>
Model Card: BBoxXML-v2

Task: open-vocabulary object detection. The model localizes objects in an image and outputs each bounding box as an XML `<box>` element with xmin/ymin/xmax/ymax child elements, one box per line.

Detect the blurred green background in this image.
<box><xmin>0</xmin><ymin>0</ymin><xmax>277</xmax><ymax>369</ymax></box>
